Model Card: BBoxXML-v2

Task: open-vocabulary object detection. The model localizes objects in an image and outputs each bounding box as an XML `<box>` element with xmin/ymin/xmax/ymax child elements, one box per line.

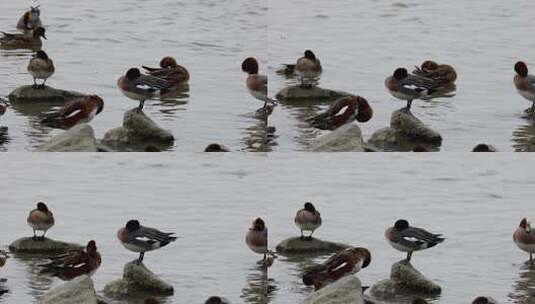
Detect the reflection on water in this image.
<box><xmin>241</xmin><ymin>265</ymin><xmax>268</xmax><ymax>304</ymax></box>
<box><xmin>509</xmin><ymin>263</ymin><xmax>535</xmax><ymax>304</ymax></box>
<box><xmin>512</xmin><ymin>120</ymin><xmax>535</xmax><ymax>152</ymax></box>
<box><xmin>14</xmin><ymin>254</ymin><xmax>54</xmax><ymax>300</ymax></box>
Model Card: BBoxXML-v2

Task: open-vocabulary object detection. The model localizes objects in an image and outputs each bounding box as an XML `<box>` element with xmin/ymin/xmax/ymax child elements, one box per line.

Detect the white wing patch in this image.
<box><xmin>136</xmin><ymin>84</ymin><xmax>153</xmax><ymax>90</ymax></box>
<box><xmin>65</xmin><ymin>109</ymin><xmax>82</xmax><ymax>118</ymax></box>
<box><xmin>402</xmin><ymin>236</ymin><xmax>420</xmax><ymax>243</ymax></box>
<box><xmin>335</xmin><ymin>105</ymin><xmax>349</xmax><ymax>116</ymax></box>
<box><xmin>403</xmin><ymin>84</ymin><xmax>421</xmax><ymax>90</ymax></box>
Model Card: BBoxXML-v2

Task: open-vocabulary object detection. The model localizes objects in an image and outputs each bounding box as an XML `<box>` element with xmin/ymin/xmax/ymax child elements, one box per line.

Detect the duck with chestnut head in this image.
<box><xmin>385</xmin><ymin>67</ymin><xmax>439</xmax><ymax>112</ymax></box>
<box><xmin>41</xmin><ymin>95</ymin><xmax>104</xmax><ymax>129</ymax></box>
<box><xmin>514</xmin><ymin>61</ymin><xmax>535</xmax><ymax>114</ymax></box>
<box><xmin>27</xmin><ymin>202</ymin><xmax>55</xmax><ymax>241</ymax></box>
<box><xmin>294</xmin><ymin>50</ymin><xmax>322</xmax><ymax>88</ymax></box>
<box><xmin>514</xmin><ymin>218</ymin><xmax>535</xmax><ymax>264</ymax></box>
<box><xmin>307</xmin><ymin>96</ymin><xmax>373</xmax><ymax>131</ymax></box>
<box><xmin>412</xmin><ymin>60</ymin><xmax>457</xmax><ymax>86</ymax></box>
<box><xmin>294</xmin><ymin>202</ymin><xmax>322</xmax><ymax>240</ymax></box>
<box><xmin>245</xmin><ymin>217</ymin><xmax>268</xmax><ymax>262</ymax></box>
<box><xmin>0</xmin><ymin>27</ymin><xmax>46</xmax><ymax>50</ymax></box>
<box><xmin>39</xmin><ymin>240</ymin><xmax>102</xmax><ymax>280</ymax></box>
<box><xmin>142</xmin><ymin>56</ymin><xmax>190</xmax><ymax>86</ymax></box>
<box><xmin>16</xmin><ymin>6</ymin><xmax>42</xmax><ymax>33</ymax></box>
<box><xmin>241</xmin><ymin>57</ymin><xmax>276</xmax><ymax>118</ymax></box>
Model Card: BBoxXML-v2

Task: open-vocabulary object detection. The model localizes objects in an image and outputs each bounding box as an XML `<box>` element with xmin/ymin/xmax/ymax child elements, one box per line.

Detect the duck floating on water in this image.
<box><xmin>117</xmin><ymin>219</ymin><xmax>177</xmax><ymax>265</ymax></box>
<box><xmin>307</xmin><ymin>96</ymin><xmax>373</xmax><ymax>130</ymax></box>
<box><xmin>142</xmin><ymin>56</ymin><xmax>190</xmax><ymax>86</ymax></box>
<box><xmin>27</xmin><ymin>50</ymin><xmax>54</xmax><ymax>88</ymax></box>
<box><xmin>205</xmin><ymin>296</ymin><xmax>232</xmax><ymax>304</ymax></box>
<box><xmin>39</xmin><ymin>240</ymin><xmax>101</xmax><ymax>280</ymax></box>
<box><xmin>0</xmin><ymin>27</ymin><xmax>46</xmax><ymax>50</ymax></box>
<box><xmin>385</xmin><ymin>219</ymin><xmax>444</xmax><ymax>262</ymax></box>
<box><xmin>41</xmin><ymin>95</ymin><xmax>104</xmax><ymax>129</ymax></box>
<box><xmin>27</xmin><ymin>202</ymin><xmax>55</xmax><ymax>241</ymax></box>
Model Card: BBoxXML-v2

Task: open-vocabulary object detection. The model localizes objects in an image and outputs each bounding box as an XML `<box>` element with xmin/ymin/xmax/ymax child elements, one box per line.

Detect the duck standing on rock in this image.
<box><xmin>0</xmin><ymin>27</ymin><xmax>46</xmax><ymax>50</ymax></box>
<box><xmin>27</xmin><ymin>202</ymin><xmax>55</xmax><ymax>241</ymax></box>
<box><xmin>294</xmin><ymin>202</ymin><xmax>322</xmax><ymax>240</ymax></box>
<box><xmin>142</xmin><ymin>56</ymin><xmax>190</xmax><ymax>86</ymax></box>
<box><xmin>302</xmin><ymin>247</ymin><xmax>371</xmax><ymax>290</ymax></box>
<box><xmin>117</xmin><ymin>68</ymin><xmax>172</xmax><ymax>111</ymax></box>
<box><xmin>117</xmin><ymin>219</ymin><xmax>177</xmax><ymax>265</ymax></box>
<box><xmin>294</xmin><ymin>50</ymin><xmax>322</xmax><ymax>88</ymax></box>
<box><xmin>412</xmin><ymin>60</ymin><xmax>457</xmax><ymax>86</ymax></box>
<box><xmin>41</xmin><ymin>95</ymin><xmax>104</xmax><ymax>129</ymax></box>
<box><xmin>241</xmin><ymin>57</ymin><xmax>276</xmax><ymax>119</ymax></box>
<box><xmin>16</xmin><ymin>6</ymin><xmax>42</xmax><ymax>33</ymax></box>
<box><xmin>385</xmin><ymin>219</ymin><xmax>444</xmax><ymax>262</ymax></box>
<box><xmin>513</xmin><ymin>218</ymin><xmax>535</xmax><ymax>264</ymax></box>
<box><xmin>385</xmin><ymin>67</ymin><xmax>438</xmax><ymax>112</ymax></box>
<box><xmin>514</xmin><ymin>61</ymin><xmax>535</xmax><ymax>114</ymax></box>
<box><xmin>246</xmin><ymin>217</ymin><xmax>268</xmax><ymax>263</ymax></box>
<box><xmin>307</xmin><ymin>96</ymin><xmax>373</xmax><ymax>130</ymax></box>
<box><xmin>39</xmin><ymin>240</ymin><xmax>101</xmax><ymax>280</ymax></box>
<box><xmin>28</xmin><ymin>50</ymin><xmax>54</xmax><ymax>88</ymax></box>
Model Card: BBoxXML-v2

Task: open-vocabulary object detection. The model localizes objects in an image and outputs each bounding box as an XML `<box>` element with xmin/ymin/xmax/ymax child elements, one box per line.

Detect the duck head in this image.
<box><xmin>393</xmin><ymin>68</ymin><xmax>408</xmax><ymax>80</ymax></box>
<box><xmin>354</xmin><ymin>247</ymin><xmax>372</xmax><ymax>268</ymax></box>
<box><xmin>126</xmin><ymin>68</ymin><xmax>141</xmax><ymax>80</ymax></box>
<box><xmin>515</xmin><ymin>61</ymin><xmax>528</xmax><ymax>77</ymax></box>
<box><xmin>88</xmin><ymin>95</ymin><xmax>104</xmax><ymax>114</ymax></box>
<box><xmin>241</xmin><ymin>57</ymin><xmax>259</xmax><ymax>74</ymax></box>
<box><xmin>33</xmin><ymin>27</ymin><xmax>46</xmax><ymax>39</ymax></box>
<box><xmin>160</xmin><ymin>56</ymin><xmax>178</xmax><ymax>68</ymax></box>
<box><xmin>126</xmin><ymin>219</ymin><xmax>141</xmax><ymax>232</ymax></box>
<box><xmin>304</xmin><ymin>50</ymin><xmax>317</xmax><ymax>61</ymax></box>
<box><xmin>394</xmin><ymin>219</ymin><xmax>410</xmax><ymax>231</ymax></box>
<box><xmin>36</xmin><ymin>202</ymin><xmax>49</xmax><ymax>212</ymax></box>
<box><xmin>86</xmin><ymin>240</ymin><xmax>97</xmax><ymax>253</ymax></box>
<box><xmin>355</xmin><ymin>96</ymin><xmax>373</xmax><ymax>123</ymax></box>
<box><xmin>304</xmin><ymin>202</ymin><xmax>316</xmax><ymax>213</ymax></box>
<box><xmin>204</xmin><ymin>143</ymin><xmax>230</xmax><ymax>152</ymax></box>
<box><xmin>251</xmin><ymin>217</ymin><xmax>265</xmax><ymax>231</ymax></box>
<box><xmin>421</xmin><ymin>60</ymin><xmax>438</xmax><ymax>72</ymax></box>
<box><xmin>520</xmin><ymin>218</ymin><xmax>531</xmax><ymax>233</ymax></box>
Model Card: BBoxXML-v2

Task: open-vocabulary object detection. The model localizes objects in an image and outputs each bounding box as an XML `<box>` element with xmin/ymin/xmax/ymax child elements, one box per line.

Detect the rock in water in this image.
<box><xmin>102</xmin><ymin>108</ymin><xmax>174</xmax><ymax>151</ymax></box>
<box><xmin>276</xmin><ymin>237</ymin><xmax>349</xmax><ymax>254</ymax></box>
<box><xmin>368</xmin><ymin>109</ymin><xmax>442</xmax><ymax>151</ymax></box>
<box><xmin>276</xmin><ymin>85</ymin><xmax>350</xmax><ymax>102</ymax></box>
<box><xmin>370</xmin><ymin>261</ymin><xmax>441</xmax><ymax>299</ymax></box>
<box><xmin>36</xmin><ymin>123</ymin><xmax>98</xmax><ymax>152</ymax></box>
<box><xmin>308</xmin><ymin>123</ymin><xmax>365</xmax><ymax>152</ymax></box>
<box><xmin>104</xmin><ymin>261</ymin><xmax>174</xmax><ymax>298</ymax></box>
<box><xmin>38</xmin><ymin>275</ymin><xmax>98</xmax><ymax>304</ymax></box>
<box><xmin>9</xmin><ymin>85</ymin><xmax>86</xmax><ymax>103</ymax></box>
<box><xmin>9</xmin><ymin>237</ymin><xmax>82</xmax><ymax>254</ymax></box>
<box><xmin>304</xmin><ymin>275</ymin><xmax>364</xmax><ymax>304</ymax></box>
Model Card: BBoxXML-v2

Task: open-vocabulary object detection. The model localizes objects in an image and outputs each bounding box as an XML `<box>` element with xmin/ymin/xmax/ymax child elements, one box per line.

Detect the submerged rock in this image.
<box><xmin>39</xmin><ymin>275</ymin><xmax>98</xmax><ymax>304</ymax></box>
<box><xmin>304</xmin><ymin>275</ymin><xmax>364</xmax><ymax>304</ymax></box>
<box><xmin>9</xmin><ymin>85</ymin><xmax>86</xmax><ymax>103</ymax></box>
<box><xmin>9</xmin><ymin>237</ymin><xmax>82</xmax><ymax>254</ymax></box>
<box><xmin>308</xmin><ymin>123</ymin><xmax>365</xmax><ymax>152</ymax></box>
<box><xmin>370</xmin><ymin>261</ymin><xmax>441</xmax><ymax>299</ymax></box>
<box><xmin>104</xmin><ymin>261</ymin><xmax>174</xmax><ymax>298</ymax></box>
<box><xmin>276</xmin><ymin>237</ymin><xmax>349</xmax><ymax>254</ymax></box>
<box><xmin>102</xmin><ymin>108</ymin><xmax>174</xmax><ymax>151</ymax></box>
<box><xmin>276</xmin><ymin>85</ymin><xmax>350</xmax><ymax>102</ymax></box>
<box><xmin>36</xmin><ymin>123</ymin><xmax>98</xmax><ymax>152</ymax></box>
<box><xmin>368</xmin><ymin>109</ymin><xmax>442</xmax><ymax>151</ymax></box>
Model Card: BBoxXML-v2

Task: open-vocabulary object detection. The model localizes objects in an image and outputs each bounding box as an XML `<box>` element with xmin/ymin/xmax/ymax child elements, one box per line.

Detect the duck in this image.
<box><xmin>306</xmin><ymin>96</ymin><xmax>373</xmax><ymax>130</ymax></box>
<box><xmin>241</xmin><ymin>57</ymin><xmax>276</xmax><ymax>111</ymax></box>
<box><xmin>0</xmin><ymin>101</ymin><xmax>6</xmax><ymax>118</ymax></box>
<box><xmin>27</xmin><ymin>50</ymin><xmax>54</xmax><ymax>88</ymax></box>
<box><xmin>117</xmin><ymin>68</ymin><xmax>172</xmax><ymax>110</ymax></box>
<box><xmin>41</xmin><ymin>95</ymin><xmax>104</xmax><ymax>129</ymax></box>
<box><xmin>385</xmin><ymin>219</ymin><xmax>444</xmax><ymax>262</ymax></box>
<box><xmin>412</xmin><ymin>60</ymin><xmax>457</xmax><ymax>86</ymax></box>
<box><xmin>39</xmin><ymin>240</ymin><xmax>101</xmax><ymax>280</ymax></box>
<box><xmin>27</xmin><ymin>202</ymin><xmax>54</xmax><ymax>241</ymax></box>
<box><xmin>205</xmin><ymin>296</ymin><xmax>231</xmax><ymax>304</ymax></box>
<box><xmin>385</xmin><ymin>67</ymin><xmax>439</xmax><ymax>111</ymax></box>
<box><xmin>16</xmin><ymin>6</ymin><xmax>42</xmax><ymax>33</ymax></box>
<box><xmin>472</xmin><ymin>144</ymin><xmax>497</xmax><ymax>152</ymax></box>
<box><xmin>0</xmin><ymin>27</ymin><xmax>46</xmax><ymax>50</ymax></box>
<box><xmin>142</xmin><ymin>56</ymin><xmax>190</xmax><ymax>86</ymax></box>
<box><xmin>472</xmin><ymin>296</ymin><xmax>498</xmax><ymax>304</ymax></box>
<box><xmin>204</xmin><ymin>143</ymin><xmax>230</xmax><ymax>152</ymax></box>
<box><xmin>294</xmin><ymin>50</ymin><xmax>322</xmax><ymax>88</ymax></box>
<box><xmin>0</xmin><ymin>250</ymin><xmax>8</xmax><ymax>268</ymax></box>
<box><xmin>117</xmin><ymin>219</ymin><xmax>177</xmax><ymax>265</ymax></box>
<box><xmin>514</xmin><ymin>61</ymin><xmax>535</xmax><ymax>114</ymax></box>
<box><xmin>513</xmin><ymin>218</ymin><xmax>535</xmax><ymax>263</ymax></box>
<box><xmin>294</xmin><ymin>202</ymin><xmax>322</xmax><ymax>240</ymax></box>
<box><xmin>245</xmin><ymin>217</ymin><xmax>268</xmax><ymax>262</ymax></box>
<box><xmin>302</xmin><ymin>247</ymin><xmax>371</xmax><ymax>290</ymax></box>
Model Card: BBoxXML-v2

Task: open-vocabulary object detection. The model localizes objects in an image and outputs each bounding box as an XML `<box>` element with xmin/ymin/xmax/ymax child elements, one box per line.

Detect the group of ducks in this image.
<box><xmin>246</xmin><ymin>202</ymin><xmax>535</xmax><ymax>298</ymax></box>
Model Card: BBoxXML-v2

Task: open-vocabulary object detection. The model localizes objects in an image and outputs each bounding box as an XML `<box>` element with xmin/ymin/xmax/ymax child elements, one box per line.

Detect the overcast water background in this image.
<box><xmin>0</xmin><ymin>0</ymin><xmax>268</xmax><ymax>152</ymax></box>
<box><xmin>268</xmin><ymin>0</ymin><xmax>535</xmax><ymax>152</ymax></box>
<box><xmin>0</xmin><ymin>154</ymin><xmax>534</xmax><ymax>303</ymax></box>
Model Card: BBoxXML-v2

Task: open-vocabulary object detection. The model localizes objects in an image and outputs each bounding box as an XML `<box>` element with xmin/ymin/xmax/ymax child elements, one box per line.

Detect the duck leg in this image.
<box><xmin>405</xmin><ymin>100</ymin><xmax>413</xmax><ymax>112</ymax></box>
<box><xmin>41</xmin><ymin>78</ymin><xmax>47</xmax><ymax>89</ymax></box>
<box><xmin>406</xmin><ymin>251</ymin><xmax>412</xmax><ymax>262</ymax></box>
<box><xmin>137</xmin><ymin>252</ymin><xmax>145</xmax><ymax>265</ymax></box>
<box><xmin>32</xmin><ymin>229</ymin><xmax>37</xmax><ymax>241</ymax></box>
<box><xmin>531</xmin><ymin>101</ymin><xmax>535</xmax><ymax>114</ymax></box>
<box><xmin>32</xmin><ymin>78</ymin><xmax>38</xmax><ymax>89</ymax></box>
<box><xmin>138</xmin><ymin>100</ymin><xmax>145</xmax><ymax>111</ymax></box>
<box><xmin>40</xmin><ymin>229</ymin><xmax>47</xmax><ymax>241</ymax></box>
<box><xmin>300</xmin><ymin>230</ymin><xmax>304</xmax><ymax>240</ymax></box>
<box><xmin>530</xmin><ymin>253</ymin><xmax>533</xmax><ymax>264</ymax></box>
